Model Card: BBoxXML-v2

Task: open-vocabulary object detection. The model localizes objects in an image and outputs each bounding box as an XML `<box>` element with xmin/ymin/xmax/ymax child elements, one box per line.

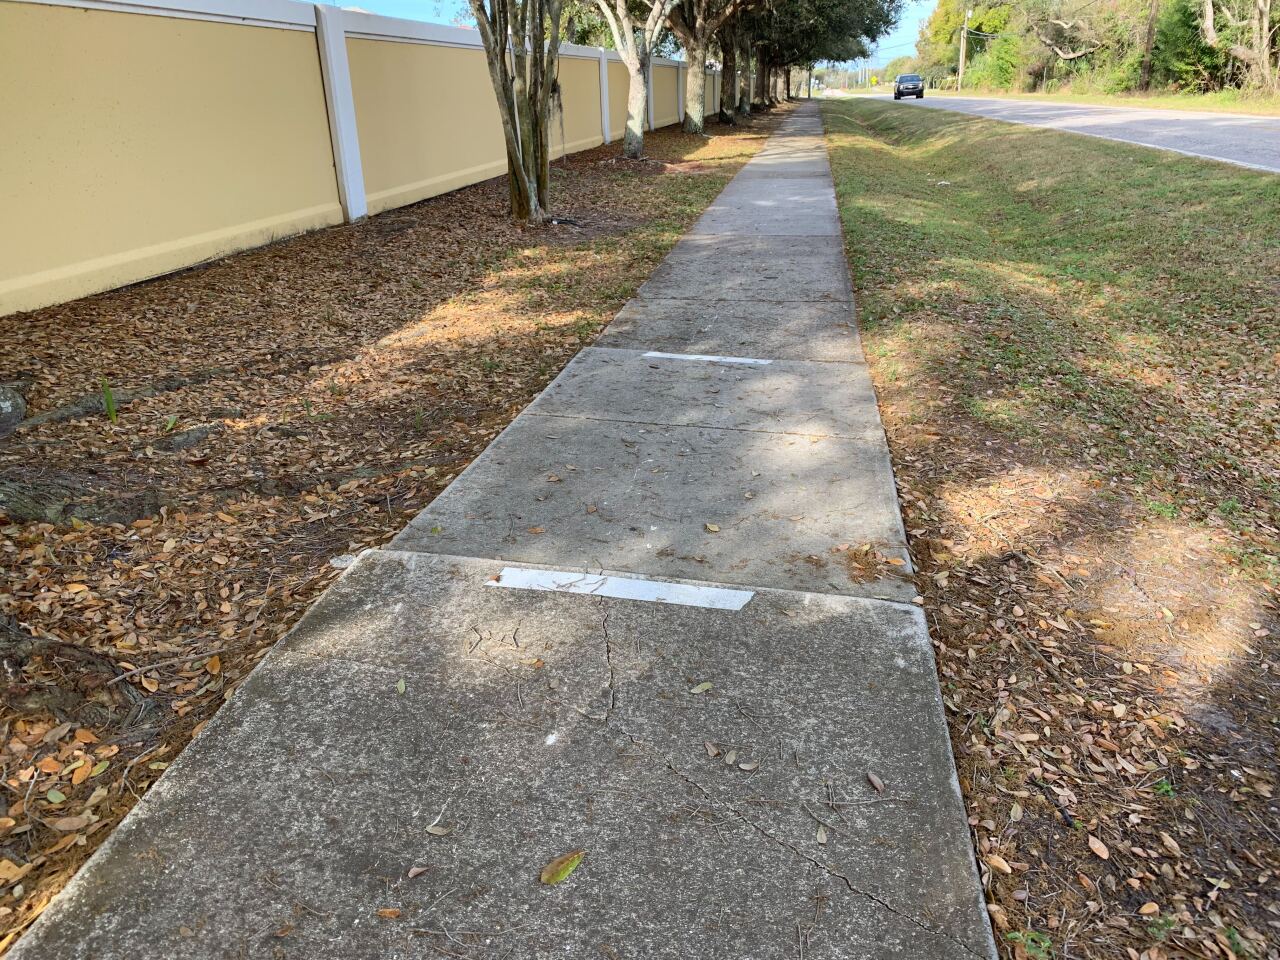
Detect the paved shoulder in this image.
<box><xmin>907</xmin><ymin>95</ymin><xmax>1280</xmax><ymax>173</ymax></box>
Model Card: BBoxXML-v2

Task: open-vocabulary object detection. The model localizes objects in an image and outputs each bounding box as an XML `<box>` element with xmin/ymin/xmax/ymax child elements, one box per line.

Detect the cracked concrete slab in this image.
<box><xmin>13</xmin><ymin>552</ymin><xmax>993</xmax><ymax>960</ymax></box>
<box><xmin>529</xmin><ymin>347</ymin><xmax>882</xmax><ymax>438</ymax></box>
<box><xmin>598</xmin><ymin>298</ymin><xmax>864</xmax><ymax>361</ymax></box>
<box><xmin>391</xmin><ymin>413</ymin><xmax>914</xmax><ymax>601</ymax></box>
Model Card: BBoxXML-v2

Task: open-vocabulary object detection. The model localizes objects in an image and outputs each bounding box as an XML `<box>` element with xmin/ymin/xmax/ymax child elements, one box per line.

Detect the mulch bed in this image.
<box><xmin>0</xmin><ymin>110</ymin><xmax>785</xmax><ymax>950</ymax></box>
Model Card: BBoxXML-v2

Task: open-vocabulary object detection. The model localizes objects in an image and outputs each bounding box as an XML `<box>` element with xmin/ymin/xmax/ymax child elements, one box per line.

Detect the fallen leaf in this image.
<box><xmin>816</xmin><ymin>825</ymin><xmax>828</xmax><ymax>845</ymax></box>
<box><xmin>689</xmin><ymin>682</ymin><xmax>713</xmax><ymax>695</ymax></box>
<box><xmin>51</xmin><ymin>815</ymin><xmax>92</xmax><ymax>832</ymax></box>
<box><xmin>376</xmin><ymin>908</ymin><xmax>402</xmax><ymax>919</ymax></box>
<box><xmin>205</xmin><ymin>655</ymin><xmax>222</xmax><ymax>675</ymax></box>
<box><xmin>426</xmin><ymin>825</ymin><xmax>451</xmax><ymax>837</ymax></box>
<box><xmin>539</xmin><ymin>849</ymin><xmax>585</xmax><ymax>885</ymax></box>
<box><xmin>396</xmin><ymin>678</ymin><xmax>406</xmax><ymax>695</ymax></box>
<box><xmin>704</xmin><ymin>523</ymin><xmax>720</xmax><ymax>533</ymax></box>
<box><xmin>408</xmin><ymin>866</ymin><xmax>429</xmax><ymax>879</ymax></box>
<box><xmin>1138</xmin><ymin>902</ymin><xmax>1159</xmax><ymax>916</ymax></box>
<box><xmin>527</xmin><ymin>526</ymin><xmax>546</xmax><ymax>535</ymax></box>
<box><xmin>1087</xmin><ymin>835</ymin><xmax>1110</xmax><ymax>860</ymax></box>
<box><xmin>867</xmin><ymin>771</ymin><xmax>885</xmax><ymax>793</ymax></box>
<box><xmin>986</xmin><ymin>854</ymin><xmax>1013</xmax><ymax>875</ymax></box>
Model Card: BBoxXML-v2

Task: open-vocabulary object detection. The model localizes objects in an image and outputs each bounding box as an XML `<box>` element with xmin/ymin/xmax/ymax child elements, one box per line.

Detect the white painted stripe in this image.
<box><xmin>642</xmin><ymin>351</ymin><xmax>772</xmax><ymax>365</ymax></box>
<box><xmin>488</xmin><ymin>568</ymin><xmax>754</xmax><ymax>610</ymax></box>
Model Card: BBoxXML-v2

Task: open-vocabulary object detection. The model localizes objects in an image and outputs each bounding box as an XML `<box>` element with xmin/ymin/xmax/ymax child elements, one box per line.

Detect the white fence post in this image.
<box><xmin>314</xmin><ymin>4</ymin><xmax>367</xmax><ymax>222</ymax></box>
<box><xmin>677</xmin><ymin>63</ymin><xmax>685</xmax><ymax>124</ymax></box>
<box><xmin>646</xmin><ymin>60</ymin><xmax>654</xmax><ymax>131</ymax></box>
<box><xmin>598</xmin><ymin>49</ymin><xmax>611</xmax><ymax>145</ymax></box>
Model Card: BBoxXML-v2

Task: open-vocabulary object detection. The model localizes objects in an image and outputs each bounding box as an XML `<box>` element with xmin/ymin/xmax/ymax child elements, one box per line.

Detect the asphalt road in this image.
<box><xmin>881</xmin><ymin>94</ymin><xmax>1280</xmax><ymax>173</ymax></box>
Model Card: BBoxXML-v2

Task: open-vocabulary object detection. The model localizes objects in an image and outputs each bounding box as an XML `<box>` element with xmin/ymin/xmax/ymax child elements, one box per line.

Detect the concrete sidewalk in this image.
<box><xmin>13</xmin><ymin>103</ymin><xmax>996</xmax><ymax>960</ymax></box>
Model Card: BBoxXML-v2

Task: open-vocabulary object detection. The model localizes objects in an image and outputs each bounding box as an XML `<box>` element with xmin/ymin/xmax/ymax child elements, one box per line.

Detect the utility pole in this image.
<box><xmin>957</xmin><ymin>8</ymin><xmax>972</xmax><ymax>91</ymax></box>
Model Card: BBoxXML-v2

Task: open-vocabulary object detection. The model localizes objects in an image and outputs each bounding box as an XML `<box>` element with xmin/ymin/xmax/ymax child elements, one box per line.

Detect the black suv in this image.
<box><xmin>893</xmin><ymin>74</ymin><xmax>924</xmax><ymax>99</ymax></box>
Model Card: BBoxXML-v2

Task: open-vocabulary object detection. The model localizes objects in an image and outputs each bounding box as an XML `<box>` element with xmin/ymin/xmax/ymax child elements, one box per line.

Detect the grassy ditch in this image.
<box><xmin>823</xmin><ymin>98</ymin><xmax>1279</xmax><ymax>959</ymax></box>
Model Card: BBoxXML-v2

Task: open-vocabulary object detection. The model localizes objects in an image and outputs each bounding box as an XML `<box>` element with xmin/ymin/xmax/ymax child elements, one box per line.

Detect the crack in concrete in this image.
<box><xmin>732</xmin><ymin>810</ymin><xmax>988</xmax><ymax>960</ymax></box>
<box><xmin>610</xmin><ymin>727</ymin><xmax>987</xmax><ymax>960</ymax></box>
<box><xmin>598</xmin><ymin>601</ymin><xmax>617</xmax><ymax>724</ymax></box>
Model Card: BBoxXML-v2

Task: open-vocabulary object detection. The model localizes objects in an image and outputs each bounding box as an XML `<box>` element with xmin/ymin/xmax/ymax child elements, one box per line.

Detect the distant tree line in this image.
<box><xmin>885</xmin><ymin>0</ymin><xmax>1277</xmax><ymax>95</ymax></box>
<box><xmin>468</xmin><ymin>0</ymin><xmax>902</xmax><ymax>222</ymax></box>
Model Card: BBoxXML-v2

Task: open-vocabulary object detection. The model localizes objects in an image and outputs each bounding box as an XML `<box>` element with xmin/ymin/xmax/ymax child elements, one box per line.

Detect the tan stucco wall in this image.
<box><xmin>0</xmin><ymin>3</ymin><xmax>343</xmax><ymax>316</ymax></box>
<box><xmin>653</xmin><ymin>64</ymin><xmax>679</xmax><ymax>127</ymax></box>
<box><xmin>553</xmin><ymin>55</ymin><xmax>605</xmax><ymax>158</ymax></box>
<box><xmin>348</xmin><ymin>38</ymin><xmax>507</xmax><ymax>215</ymax></box>
<box><xmin>607</xmin><ymin>60</ymin><xmax>631</xmax><ymax>141</ymax></box>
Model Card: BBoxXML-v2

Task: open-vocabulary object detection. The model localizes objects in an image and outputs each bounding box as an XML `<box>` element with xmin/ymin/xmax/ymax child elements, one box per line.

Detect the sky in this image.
<box><xmin>319</xmin><ymin>0</ymin><xmax>936</xmax><ymax>66</ymax></box>
<box><xmin>865</xmin><ymin>0</ymin><xmax>933</xmax><ymax>66</ymax></box>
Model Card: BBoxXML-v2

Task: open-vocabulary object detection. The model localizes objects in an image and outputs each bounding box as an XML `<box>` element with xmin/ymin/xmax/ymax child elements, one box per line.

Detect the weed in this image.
<box><xmin>1153</xmin><ymin>778</ymin><xmax>1176</xmax><ymax>798</ymax></box>
<box><xmin>98</xmin><ymin>379</ymin><xmax>118</xmax><ymax>424</ymax></box>
<box><xmin>301</xmin><ymin>398</ymin><xmax>332</xmax><ymax>422</ymax></box>
<box><xmin>163</xmin><ymin>414</ymin><xmax>178</xmax><ymax>432</ymax></box>
<box><xmin>1006</xmin><ymin>930</ymin><xmax>1053</xmax><ymax>958</ymax></box>
<box><xmin>1146</xmin><ymin>915</ymin><xmax>1176</xmax><ymax>941</ymax></box>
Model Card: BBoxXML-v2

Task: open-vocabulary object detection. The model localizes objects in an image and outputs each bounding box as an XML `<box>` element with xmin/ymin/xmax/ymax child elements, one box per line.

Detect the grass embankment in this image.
<box><xmin>924</xmin><ymin>87</ymin><xmax>1280</xmax><ymax>116</ymax></box>
<box><xmin>823</xmin><ymin>99</ymin><xmax>1279</xmax><ymax>959</ymax></box>
<box><xmin>0</xmin><ymin>110</ymin><xmax>786</xmax><ymax>951</ymax></box>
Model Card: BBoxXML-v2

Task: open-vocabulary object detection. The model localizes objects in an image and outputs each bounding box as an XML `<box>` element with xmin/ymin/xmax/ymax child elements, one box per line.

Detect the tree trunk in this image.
<box><xmin>468</xmin><ymin>0</ymin><xmax>541</xmax><ymax>223</ymax></box>
<box><xmin>624</xmin><ymin>58</ymin><xmax>648</xmax><ymax>158</ymax></box>
<box><xmin>737</xmin><ymin>33</ymin><xmax>752</xmax><ymax>115</ymax></box>
<box><xmin>683</xmin><ymin>46</ymin><xmax>708</xmax><ymax>133</ymax></box>
<box><xmin>1138</xmin><ymin>0</ymin><xmax>1159</xmax><ymax>90</ymax></box>
<box><xmin>719</xmin><ymin>29</ymin><xmax>737</xmax><ymax>123</ymax></box>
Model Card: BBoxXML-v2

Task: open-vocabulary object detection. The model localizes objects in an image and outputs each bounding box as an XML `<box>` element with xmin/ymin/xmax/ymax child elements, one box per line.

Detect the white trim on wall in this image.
<box><xmin>677</xmin><ymin>63</ymin><xmax>685</xmax><ymax>123</ymax></box>
<box><xmin>12</xmin><ymin>0</ymin><xmax>316</xmax><ymax>29</ymax></box>
<box><xmin>314</xmin><ymin>3</ymin><xmax>366</xmax><ymax>222</ymax></box>
<box><xmin>597</xmin><ymin>49</ymin><xmax>611</xmax><ymax>146</ymax></box>
<box><xmin>645</xmin><ymin>59</ymin><xmax>654</xmax><ymax>132</ymax></box>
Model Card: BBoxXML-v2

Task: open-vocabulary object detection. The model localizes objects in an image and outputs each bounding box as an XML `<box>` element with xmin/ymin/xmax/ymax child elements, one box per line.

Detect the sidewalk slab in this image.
<box><xmin>638</xmin><ymin>238</ymin><xmax>851</xmax><ymax>302</ymax></box>
<box><xmin>12</xmin><ymin>552</ymin><xmax>992</xmax><ymax>960</ymax></box>
<box><xmin>391</xmin><ymin>414</ymin><xmax>914</xmax><ymax>601</ymax></box>
<box><xmin>528</xmin><ymin>347</ymin><xmax>882</xmax><ymax>438</ymax></box>
<box><xmin>598</xmin><ymin>298</ymin><xmax>863</xmax><ymax>361</ymax></box>
<box><xmin>688</xmin><ymin>206</ymin><xmax>843</xmax><ymax>237</ymax></box>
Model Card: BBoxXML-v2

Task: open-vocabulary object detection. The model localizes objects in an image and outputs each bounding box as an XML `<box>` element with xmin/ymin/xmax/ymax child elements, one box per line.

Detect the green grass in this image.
<box><xmin>822</xmin><ymin>98</ymin><xmax>1280</xmax><ymax>547</ymax></box>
